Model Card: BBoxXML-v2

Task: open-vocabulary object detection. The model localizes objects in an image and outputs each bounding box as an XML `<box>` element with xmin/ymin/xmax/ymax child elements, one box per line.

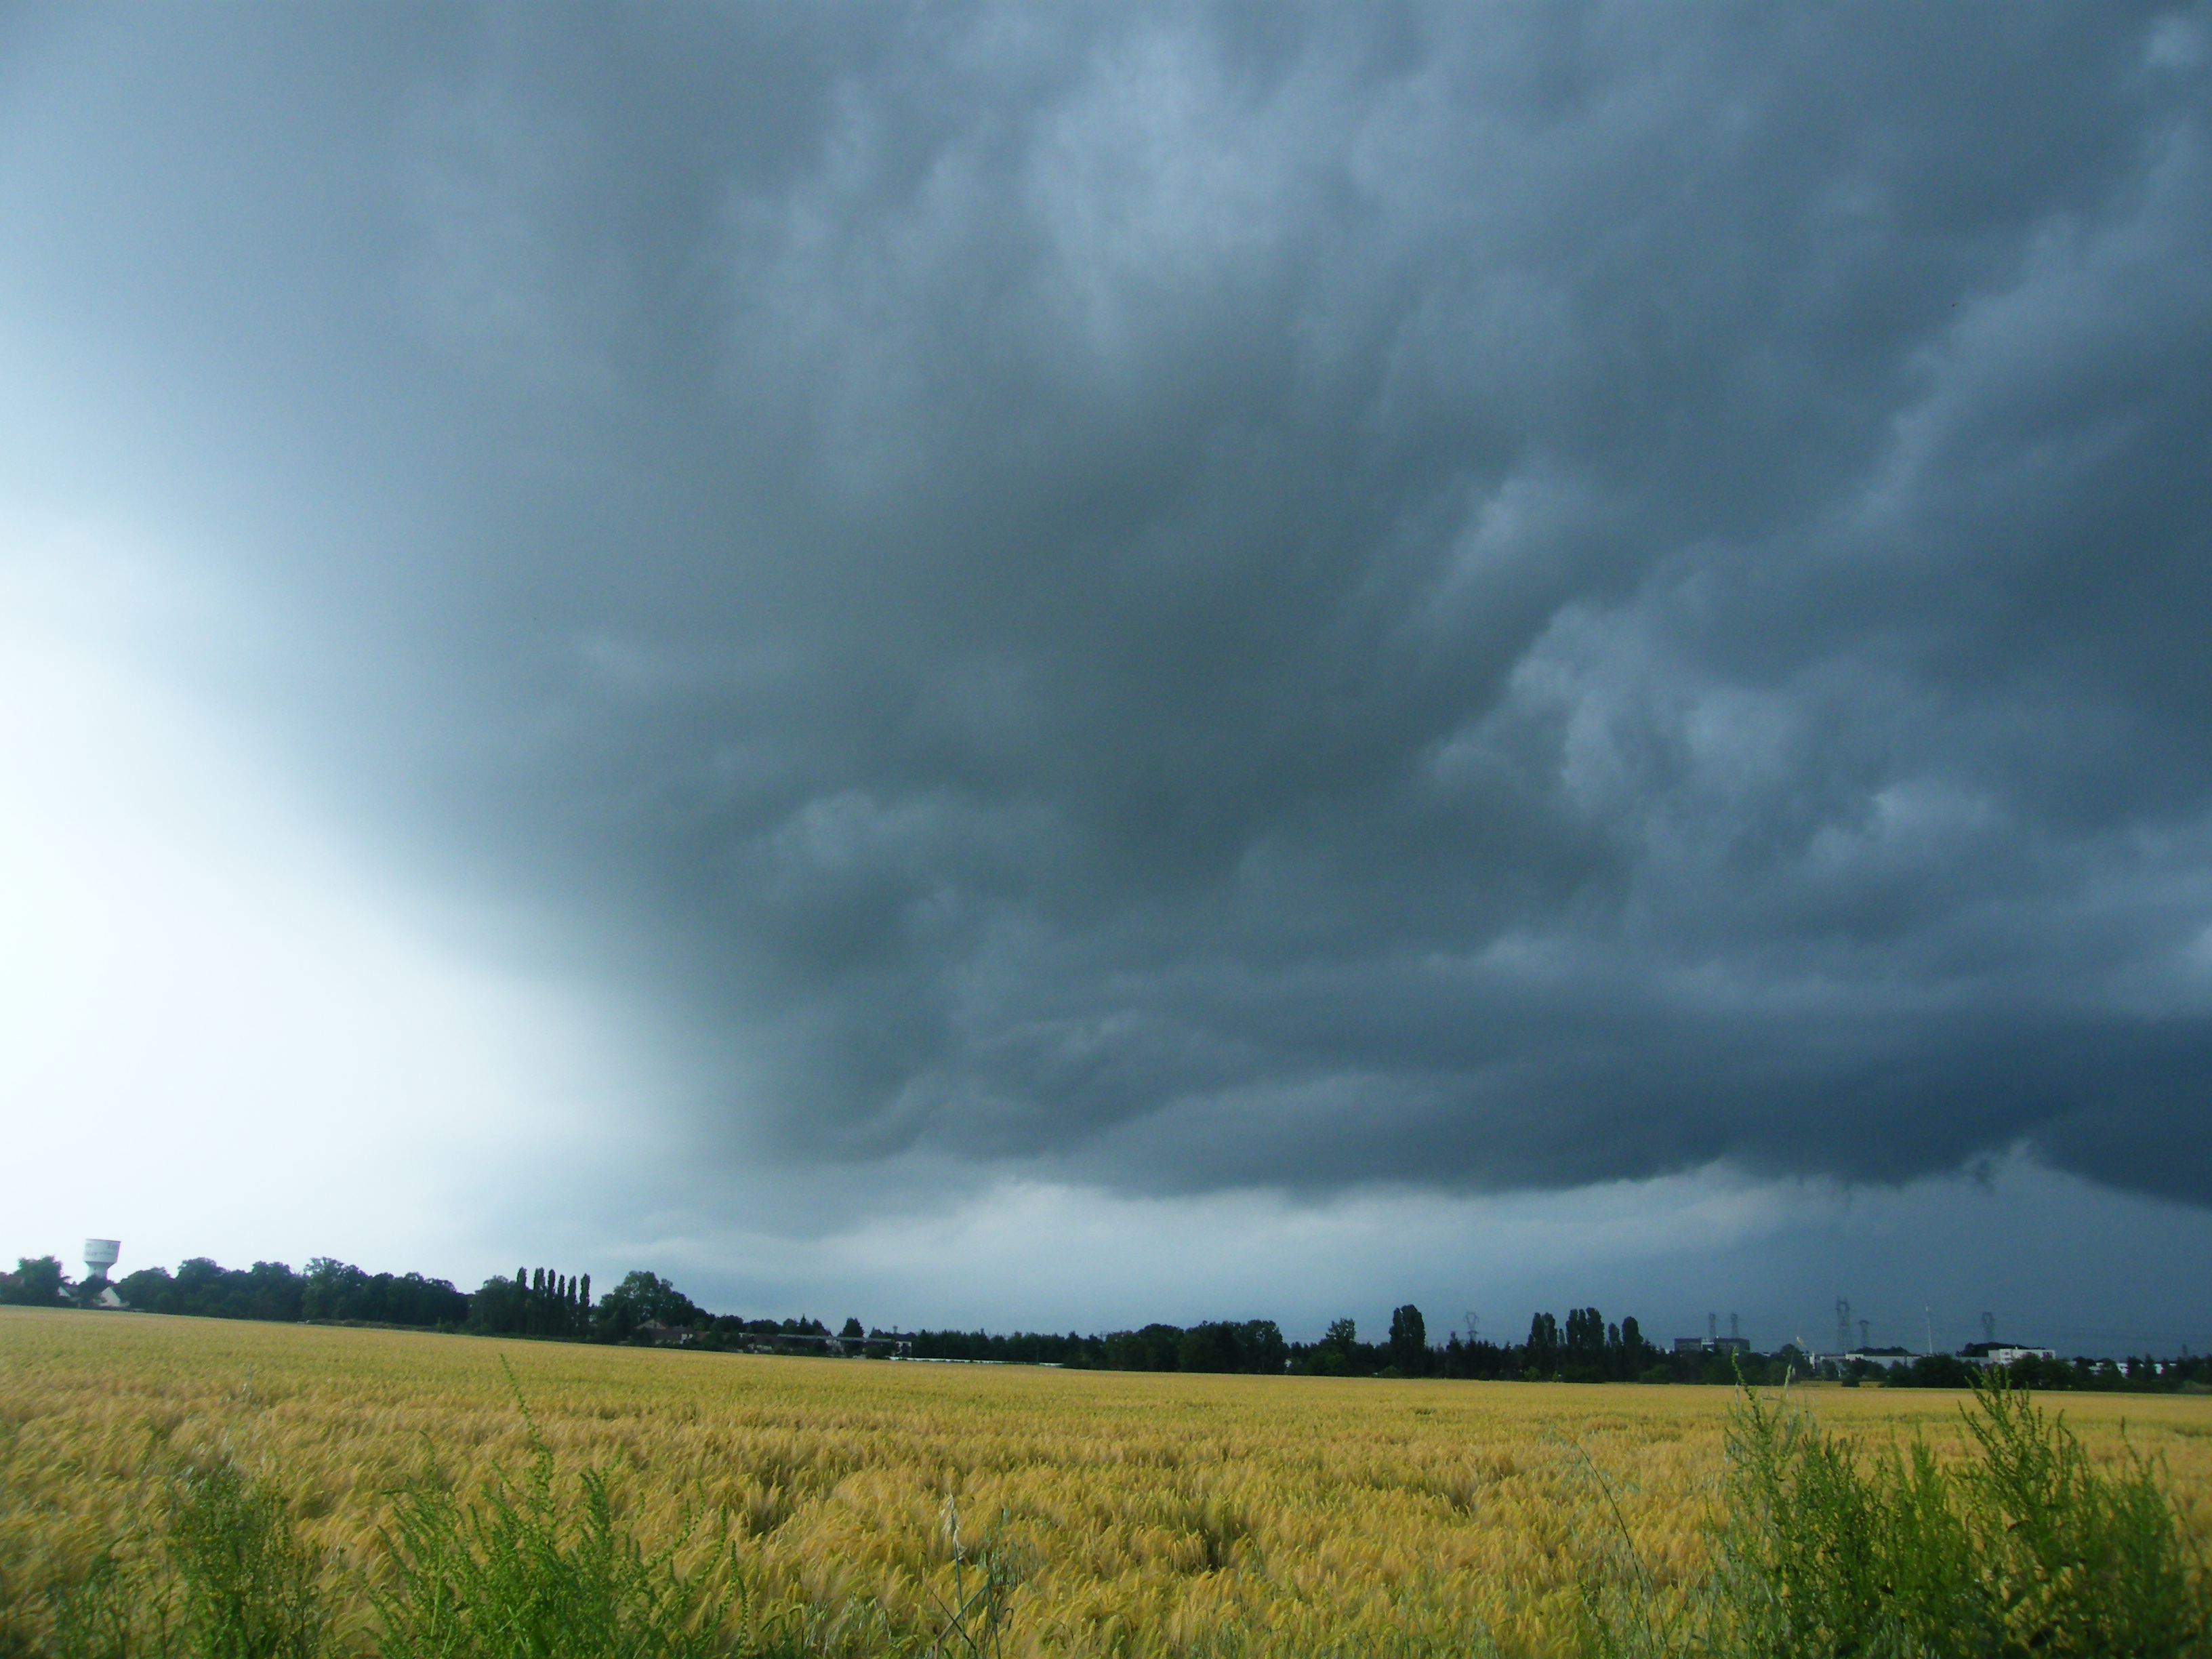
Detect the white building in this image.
<box><xmin>1962</xmin><ymin>1343</ymin><xmax>2055</xmax><ymax>1366</ymax></box>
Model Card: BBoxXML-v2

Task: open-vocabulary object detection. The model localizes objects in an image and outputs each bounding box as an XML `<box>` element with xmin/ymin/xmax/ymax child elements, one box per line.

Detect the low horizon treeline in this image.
<box><xmin>6</xmin><ymin>1252</ymin><xmax>2207</xmax><ymax>1391</ymax></box>
<box><xmin>913</xmin><ymin>1305</ymin><xmax>1689</xmax><ymax>1381</ymax></box>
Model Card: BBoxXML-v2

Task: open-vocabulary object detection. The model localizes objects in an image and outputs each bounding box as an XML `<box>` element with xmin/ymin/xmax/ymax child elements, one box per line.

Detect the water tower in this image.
<box><xmin>83</xmin><ymin>1240</ymin><xmax>121</xmax><ymax>1307</ymax></box>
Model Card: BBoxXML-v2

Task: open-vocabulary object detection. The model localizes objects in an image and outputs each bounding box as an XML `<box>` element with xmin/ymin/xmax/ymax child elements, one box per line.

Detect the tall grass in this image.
<box><xmin>28</xmin><ymin>1395</ymin><xmax>760</xmax><ymax>1659</ymax></box>
<box><xmin>371</xmin><ymin>1395</ymin><xmax>739</xmax><ymax>1659</ymax></box>
<box><xmin>52</xmin><ymin>1377</ymin><xmax>2205</xmax><ymax>1659</ymax></box>
<box><xmin>1582</xmin><ymin>1375</ymin><xmax>2211</xmax><ymax>1658</ymax></box>
<box><xmin>9</xmin><ymin>1313</ymin><xmax>2212</xmax><ymax>1659</ymax></box>
<box><xmin>35</xmin><ymin>1460</ymin><xmax>325</xmax><ymax>1659</ymax></box>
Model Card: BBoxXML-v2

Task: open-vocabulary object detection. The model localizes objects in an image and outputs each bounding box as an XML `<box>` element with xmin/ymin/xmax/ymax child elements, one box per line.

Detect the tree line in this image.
<box><xmin>7</xmin><ymin>1252</ymin><xmax>2206</xmax><ymax>1392</ymax></box>
<box><xmin>900</xmin><ymin>1318</ymin><xmax>1290</xmax><ymax>1372</ymax></box>
<box><xmin>1845</xmin><ymin>1348</ymin><xmax>2211</xmax><ymax>1392</ymax></box>
<box><xmin>1</xmin><ymin>1256</ymin><xmax>473</xmax><ymax>1327</ymax></box>
<box><xmin>0</xmin><ymin>1254</ymin><xmax>838</xmax><ymax>1350</ymax></box>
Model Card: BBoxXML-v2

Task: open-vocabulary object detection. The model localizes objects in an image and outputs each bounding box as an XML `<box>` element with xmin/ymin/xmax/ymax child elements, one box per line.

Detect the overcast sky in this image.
<box><xmin>5</xmin><ymin>3</ymin><xmax>2211</xmax><ymax>1353</ymax></box>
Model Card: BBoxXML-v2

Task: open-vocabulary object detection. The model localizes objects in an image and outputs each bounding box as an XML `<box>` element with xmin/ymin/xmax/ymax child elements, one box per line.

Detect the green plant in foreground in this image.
<box><xmin>372</xmin><ymin>1389</ymin><xmax>737</xmax><ymax>1659</ymax></box>
<box><xmin>922</xmin><ymin>1496</ymin><xmax>1029</xmax><ymax>1659</ymax></box>
<box><xmin>1584</xmin><ymin>1374</ymin><xmax>2212</xmax><ymax>1658</ymax></box>
<box><xmin>41</xmin><ymin>1549</ymin><xmax>161</xmax><ymax>1659</ymax></box>
<box><xmin>1957</xmin><ymin>1383</ymin><xmax>2205</xmax><ymax>1654</ymax></box>
<box><xmin>165</xmin><ymin>1462</ymin><xmax>327</xmax><ymax>1659</ymax></box>
<box><xmin>37</xmin><ymin>1460</ymin><xmax>324</xmax><ymax>1659</ymax></box>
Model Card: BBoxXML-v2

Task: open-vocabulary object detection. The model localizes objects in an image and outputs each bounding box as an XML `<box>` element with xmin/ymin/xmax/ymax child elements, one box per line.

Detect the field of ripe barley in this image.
<box><xmin>5</xmin><ymin>1307</ymin><xmax>2211</xmax><ymax>1658</ymax></box>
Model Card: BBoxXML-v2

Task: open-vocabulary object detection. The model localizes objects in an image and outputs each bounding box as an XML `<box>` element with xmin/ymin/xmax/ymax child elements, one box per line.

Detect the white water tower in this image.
<box><xmin>84</xmin><ymin>1240</ymin><xmax>120</xmax><ymax>1303</ymax></box>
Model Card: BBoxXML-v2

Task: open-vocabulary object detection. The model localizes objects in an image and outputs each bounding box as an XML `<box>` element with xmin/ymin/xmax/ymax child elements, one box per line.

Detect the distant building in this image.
<box><xmin>1961</xmin><ymin>1343</ymin><xmax>2055</xmax><ymax>1366</ymax></box>
<box><xmin>1712</xmin><ymin>1336</ymin><xmax>1750</xmax><ymax>1355</ymax></box>
<box><xmin>1673</xmin><ymin>1336</ymin><xmax>1706</xmax><ymax>1354</ymax></box>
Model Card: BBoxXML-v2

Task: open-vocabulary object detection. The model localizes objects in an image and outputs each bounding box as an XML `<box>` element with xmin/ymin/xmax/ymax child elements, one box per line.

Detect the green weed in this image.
<box><xmin>1582</xmin><ymin>1374</ymin><xmax>2212</xmax><ymax>1658</ymax></box>
<box><xmin>370</xmin><ymin>1368</ymin><xmax>739</xmax><ymax>1659</ymax></box>
<box><xmin>34</xmin><ymin>1461</ymin><xmax>321</xmax><ymax>1659</ymax></box>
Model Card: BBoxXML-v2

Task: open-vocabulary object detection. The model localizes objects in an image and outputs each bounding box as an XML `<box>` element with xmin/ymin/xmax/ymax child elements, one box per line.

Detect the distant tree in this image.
<box><xmin>840</xmin><ymin>1317</ymin><xmax>864</xmax><ymax>1339</ymax></box>
<box><xmin>468</xmin><ymin>1267</ymin><xmax>587</xmax><ymax>1337</ymax></box>
<box><xmin>299</xmin><ymin>1258</ymin><xmax>466</xmax><ymax>1327</ymax></box>
<box><xmin>244</xmin><ymin>1261</ymin><xmax>306</xmax><ymax>1322</ymax></box>
<box><xmin>1180</xmin><ymin>1323</ymin><xmax>1240</xmax><ymax>1372</ymax></box>
<box><xmin>303</xmin><ymin>1257</ymin><xmax>364</xmax><ymax>1322</ymax></box>
<box><xmin>1889</xmin><ymin>1353</ymin><xmax>1977</xmax><ymax>1389</ymax></box>
<box><xmin>0</xmin><ymin>1255</ymin><xmax>70</xmax><ymax>1307</ymax></box>
<box><xmin>470</xmin><ymin>1273</ymin><xmax>516</xmax><ymax>1334</ymax></box>
<box><xmin>1563</xmin><ymin>1307</ymin><xmax>1607</xmax><ymax>1378</ymax></box>
<box><xmin>1525</xmin><ymin>1311</ymin><xmax>1561</xmax><ymax>1376</ymax></box>
<box><xmin>1388</xmin><ymin>1305</ymin><xmax>1427</xmax><ymax>1374</ymax></box>
<box><xmin>2006</xmin><ymin>1353</ymin><xmax>2076</xmax><ymax>1391</ymax></box>
<box><xmin>1307</xmin><ymin>1317</ymin><xmax>1362</xmax><ymax>1376</ymax></box>
<box><xmin>592</xmin><ymin>1271</ymin><xmax>702</xmax><ymax>1342</ymax></box>
<box><xmin>1620</xmin><ymin>1315</ymin><xmax>1656</xmax><ymax>1377</ymax></box>
<box><xmin>144</xmin><ymin>1258</ymin><xmax>303</xmax><ymax>1322</ymax></box>
<box><xmin>1101</xmin><ymin>1324</ymin><xmax>1185</xmax><ymax>1371</ymax></box>
<box><xmin>115</xmin><ymin>1265</ymin><xmax>177</xmax><ymax>1313</ymax></box>
<box><xmin>1242</xmin><ymin>1319</ymin><xmax>1288</xmax><ymax>1374</ymax></box>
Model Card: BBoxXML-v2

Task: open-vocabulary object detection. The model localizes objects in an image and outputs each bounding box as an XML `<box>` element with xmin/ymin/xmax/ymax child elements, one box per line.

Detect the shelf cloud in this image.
<box><xmin>4</xmin><ymin>2</ymin><xmax>2209</xmax><ymax>1258</ymax></box>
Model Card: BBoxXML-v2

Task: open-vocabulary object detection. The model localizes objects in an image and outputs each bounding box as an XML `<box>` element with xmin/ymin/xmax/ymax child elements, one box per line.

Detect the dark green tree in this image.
<box><xmin>117</xmin><ymin>1265</ymin><xmax>178</xmax><ymax>1311</ymax></box>
<box><xmin>1241</xmin><ymin>1319</ymin><xmax>1289</xmax><ymax>1374</ymax></box>
<box><xmin>1388</xmin><ymin>1305</ymin><xmax>1427</xmax><ymax>1374</ymax></box>
<box><xmin>1563</xmin><ymin>1307</ymin><xmax>1607</xmax><ymax>1377</ymax></box>
<box><xmin>1525</xmin><ymin>1311</ymin><xmax>1560</xmax><ymax>1376</ymax></box>
<box><xmin>1102</xmin><ymin>1324</ymin><xmax>1186</xmax><ymax>1371</ymax></box>
<box><xmin>1619</xmin><ymin>1314</ymin><xmax>1656</xmax><ymax>1376</ymax></box>
<box><xmin>592</xmin><ymin>1271</ymin><xmax>703</xmax><ymax>1341</ymax></box>
<box><xmin>0</xmin><ymin>1254</ymin><xmax>70</xmax><ymax>1306</ymax></box>
<box><xmin>1179</xmin><ymin>1324</ymin><xmax>1239</xmax><ymax>1372</ymax></box>
<box><xmin>1309</xmin><ymin>1316</ymin><xmax>1361</xmax><ymax>1376</ymax></box>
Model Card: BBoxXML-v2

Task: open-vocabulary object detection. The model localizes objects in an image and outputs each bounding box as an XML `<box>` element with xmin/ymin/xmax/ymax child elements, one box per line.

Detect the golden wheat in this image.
<box><xmin>5</xmin><ymin>1307</ymin><xmax>2209</xmax><ymax>1657</ymax></box>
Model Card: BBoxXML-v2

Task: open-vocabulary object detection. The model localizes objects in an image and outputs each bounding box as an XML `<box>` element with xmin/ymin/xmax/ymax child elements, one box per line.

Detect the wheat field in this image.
<box><xmin>5</xmin><ymin>1307</ymin><xmax>2210</xmax><ymax>1658</ymax></box>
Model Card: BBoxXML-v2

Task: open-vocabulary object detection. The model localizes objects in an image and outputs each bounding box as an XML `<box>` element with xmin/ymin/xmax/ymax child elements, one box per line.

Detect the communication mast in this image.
<box><xmin>1835</xmin><ymin>1298</ymin><xmax>1852</xmax><ymax>1355</ymax></box>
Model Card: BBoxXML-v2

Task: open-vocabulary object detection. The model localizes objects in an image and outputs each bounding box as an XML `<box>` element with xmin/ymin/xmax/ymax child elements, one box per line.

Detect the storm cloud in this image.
<box><xmin>5</xmin><ymin>3</ymin><xmax>2211</xmax><ymax>1218</ymax></box>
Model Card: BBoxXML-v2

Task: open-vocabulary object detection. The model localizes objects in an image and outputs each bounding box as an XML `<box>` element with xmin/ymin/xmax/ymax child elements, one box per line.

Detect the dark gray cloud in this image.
<box><xmin>5</xmin><ymin>3</ymin><xmax>2210</xmax><ymax>1202</ymax></box>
